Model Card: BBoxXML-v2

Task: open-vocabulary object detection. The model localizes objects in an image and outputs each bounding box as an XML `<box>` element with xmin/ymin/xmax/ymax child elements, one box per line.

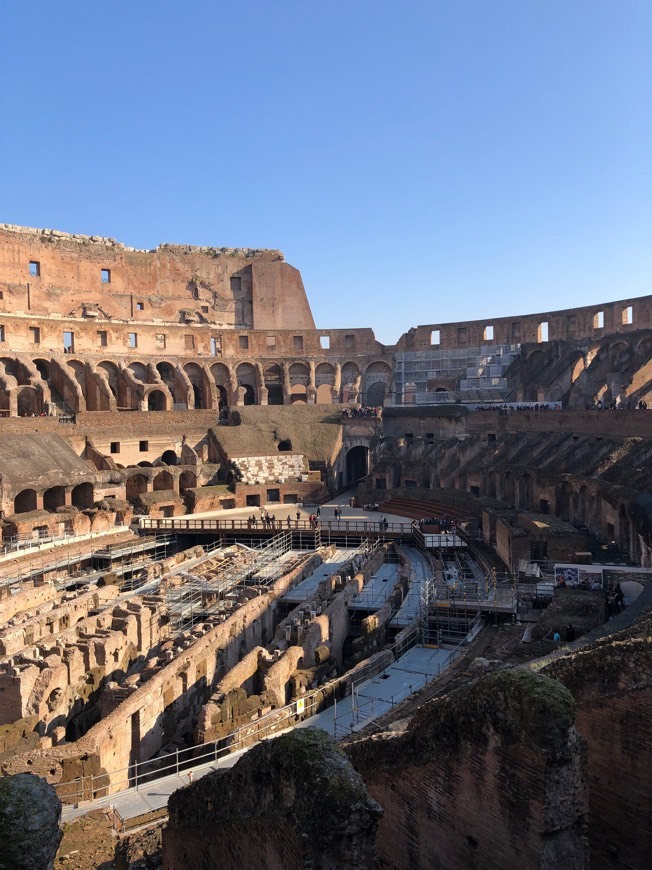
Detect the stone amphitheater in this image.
<box><xmin>0</xmin><ymin>223</ymin><xmax>650</xmax><ymax>869</ymax></box>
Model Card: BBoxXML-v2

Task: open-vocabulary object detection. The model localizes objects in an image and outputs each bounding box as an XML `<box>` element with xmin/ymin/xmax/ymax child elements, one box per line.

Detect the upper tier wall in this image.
<box><xmin>0</xmin><ymin>224</ymin><xmax>315</xmax><ymax>332</ymax></box>
<box><xmin>396</xmin><ymin>294</ymin><xmax>651</xmax><ymax>349</ymax></box>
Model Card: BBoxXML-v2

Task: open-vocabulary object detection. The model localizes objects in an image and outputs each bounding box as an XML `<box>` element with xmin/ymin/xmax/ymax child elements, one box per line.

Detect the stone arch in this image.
<box><xmin>211</xmin><ymin>363</ymin><xmax>232</xmax><ymax>410</ymax></box>
<box><xmin>126</xmin><ymin>474</ymin><xmax>148</xmax><ymax>501</ymax></box>
<box><xmin>97</xmin><ymin>361</ymin><xmax>119</xmax><ymax>395</ymax></box>
<box><xmin>128</xmin><ymin>361</ymin><xmax>149</xmax><ymax>382</ymax></box>
<box><xmin>153</xmin><ymin>470</ymin><xmax>174</xmax><ymax>491</ymax></box>
<box><xmin>634</xmin><ymin>335</ymin><xmax>652</xmax><ymax>358</ymax></box>
<box><xmin>290</xmin><ymin>384</ymin><xmax>307</xmax><ymax>404</ymax></box>
<box><xmin>161</xmin><ymin>449</ymin><xmax>178</xmax><ymax>466</ymax></box>
<box><xmin>179</xmin><ymin>470</ymin><xmax>197</xmax><ymax>491</ymax></box>
<box><xmin>263</xmin><ymin>364</ymin><xmax>284</xmax><ymax>406</ymax></box>
<box><xmin>147</xmin><ymin>389</ymin><xmax>167</xmax><ymax>411</ymax></box>
<box><xmin>43</xmin><ymin>486</ymin><xmax>66</xmax><ymax>511</ymax></box>
<box><xmin>157</xmin><ymin>361</ymin><xmax>175</xmax><ymax>382</ymax></box>
<box><xmin>609</xmin><ymin>340</ymin><xmax>632</xmax><ymax>370</ymax></box>
<box><xmin>363</xmin><ymin>361</ymin><xmax>391</xmax><ymax>406</ymax></box>
<box><xmin>0</xmin><ymin>357</ymin><xmax>17</xmax><ymax>377</ymax></box>
<box><xmin>184</xmin><ymin>363</ymin><xmax>206</xmax><ymax>409</ymax></box>
<box><xmin>67</xmin><ymin>359</ymin><xmax>87</xmax><ymax>397</ymax></box>
<box><xmin>71</xmin><ymin>482</ymin><xmax>94</xmax><ymax>510</ymax></box>
<box><xmin>14</xmin><ymin>489</ymin><xmax>37</xmax><ymax>513</ymax></box>
<box><xmin>315</xmin><ymin>363</ymin><xmax>335</xmax><ymax>405</ymax></box>
<box><xmin>17</xmin><ymin>386</ymin><xmax>40</xmax><ymax>416</ymax></box>
<box><xmin>289</xmin><ymin>362</ymin><xmax>309</xmax><ymax>384</ymax></box>
<box><xmin>33</xmin><ymin>358</ymin><xmax>50</xmax><ymax>381</ymax></box>
<box><xmin>236</xmin><ymin>363</ymin><xmax>257</xmax><ymax>405</ymax></box>
<box><xmin>341</xmin><ymin>362</ymin><xmax>360</xmax><ymax>403</ymax></box>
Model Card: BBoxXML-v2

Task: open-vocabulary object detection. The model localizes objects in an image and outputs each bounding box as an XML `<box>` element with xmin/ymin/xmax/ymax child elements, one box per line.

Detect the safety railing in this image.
<box><xmin>139</xmin><ymin>517</ymin><xmax>413</xmax><ymax>536</ymax></box>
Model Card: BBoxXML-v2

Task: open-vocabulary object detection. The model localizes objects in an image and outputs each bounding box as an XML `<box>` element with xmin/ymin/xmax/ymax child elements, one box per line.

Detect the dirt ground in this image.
<box><xmin>56</xmin><ymin>810</ymin><xmax>116</xmax><ymax>870</ymax></box>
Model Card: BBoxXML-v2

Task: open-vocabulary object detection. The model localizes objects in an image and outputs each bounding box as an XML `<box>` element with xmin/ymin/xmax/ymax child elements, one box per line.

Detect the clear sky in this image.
<box><xmin>1</xmin><ymin>1</ymin><xmax>650</xmax><ymax>344</ymax></box>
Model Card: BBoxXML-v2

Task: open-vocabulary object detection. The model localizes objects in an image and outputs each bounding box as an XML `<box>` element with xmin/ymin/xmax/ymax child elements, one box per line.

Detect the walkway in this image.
<box><xmin>60</xmin><ymin>643</ymin><xmax>456</xmax><ymax>824</ymax></box>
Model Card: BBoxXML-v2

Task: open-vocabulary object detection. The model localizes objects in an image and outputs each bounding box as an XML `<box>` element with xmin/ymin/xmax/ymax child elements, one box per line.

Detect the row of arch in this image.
<box><xmin>0</xmin><ymin>355</ymin><xmax>394</xmax><ymax>415</ymax></box>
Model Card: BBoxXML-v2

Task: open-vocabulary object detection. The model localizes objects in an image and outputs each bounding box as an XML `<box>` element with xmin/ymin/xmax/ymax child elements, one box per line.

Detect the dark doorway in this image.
<box><xmin>346</xmin><ymin>446</ymin><xmax>368</xmax><ymax>485</ymax></box>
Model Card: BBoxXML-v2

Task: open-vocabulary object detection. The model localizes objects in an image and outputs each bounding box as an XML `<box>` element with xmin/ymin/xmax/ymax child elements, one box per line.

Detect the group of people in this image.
<box><xmin>414</xmin><ymin>515</ymin><xmax>458</xmax><ymax>533</ymax></box>
<box><xmin>472</xmin><ymin>403</ymin><xmax>559</xmax><ymax>413</ymax></box>
<box><xmin>591</xmin><ymin>399</ymin><xmax>648</xmax><ymax>410</ymax></box>
<box><xmin>247</xmin><ymin>512</ymin><xmax>283</xmax><ymax>529</ymax></box>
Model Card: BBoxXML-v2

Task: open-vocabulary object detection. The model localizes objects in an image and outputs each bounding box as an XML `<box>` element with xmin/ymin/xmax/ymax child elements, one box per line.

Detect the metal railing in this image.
<box><xmin>139</xmin><ymin>517</ymin><xmax>413</xmax><ymax>536</ymax></box>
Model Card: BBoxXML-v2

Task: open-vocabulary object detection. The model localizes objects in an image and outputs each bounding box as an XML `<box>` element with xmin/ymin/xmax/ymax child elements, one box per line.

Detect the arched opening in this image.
<box><xmin>33</xmin><ymin>359</ymin><xmax>50</xmax><ymax>381</ymax></box>
<box><xmin>137</xmin><ymin>461</ymin><xmax>154</xmax><ymax>467</ymax></box>
<box><xmin>341</xmin><ymin>362</ymin><xmax>360</xmax><ymax>403</ymax></box>
<box><xmin>126</xmin><ymin>474</ymin><xmax>148</xmax><ymax>501</ymax></box>
<box><xmin>316</xmin><ymin>384</ymin><xmax>333</xmax><ymax>404</ymax></box>
<box><xmin>264</xmin><ymin>364</ymin><xmax>284</xmax><ymax>405</ymax></box>
<box><xmin>290</xmin><ymin>384</ymin><xmax>307</xmax><ymax>404</ymax></box>
<box><xmin>98</xmin><ymin>362</ymin><xmax>119</xmax><ymax>401</ymax></box>
<box><xmin>153</xmin><ymin>470</ymin><xmax>174</xmax><ymax>491</ymax></box>
<box><xmin>277</xmin><ymin>440</ymin><xmax>292</xmax><ymax>452</ymax></box>
<box><xmin>236</xmin><ymin>363</ymin><xmax>257</xmax><ymax>405</ymax></box>
<box><xmin>242</xmin><ymin>384</ymin><xmax>255</xmax><ymax>405</ymax></box>
<box><xmin>179</xmin><ymin>471</ymin><xmax>197</xmax><ymax>491</ymax></box>
<box><xmin>128</xmin><ymin>362</ymin><xmax>148</xmax><ymax>382</ymax></box>
<box><xmin>216</xmin><ymin>384</ymin><xmax>228</xmax><ymax>411</ymax></box>
<box><xmin>184</xmin><ymin>363</ymin><xmax>205</xmax><ymax>409</ymax></box>
<box><xmin>17</xmin><ymin>387</ymin><xmax>39</xmax><ymax>417</ymax></box>
<box><xmin>161</xmin><ymin>449</ymin><xmax>178</xmax><ymax>466</ymax></box>
<box><xmin>148</xmin><ymin>390</ymin><xmax>167</xmax><ymax>411</ymax></box>
<box><xmin>315</xmin><ymin>363</ymin><xmax>334</xmax><ymax>405</ymax></box>
<box><xmin>72</xmin><ymin>483</ymin><xmax>94</xmax><ymax>510</ymax></box>
<box><xmin>364</xmin><ymin>361</ymin><xmax>391</xmax><ymax>406</ymax></box>
<box><xmin>289</xmin><ymin>362</ymin><xmax>308</xmax><ymax>404</ymax></box>
<box><xmin>67</xmin><ymin>360</ymin><xmax>87</xmax><ymax>395</ymax></box>
<box><xmin>346</xmin><ymin>446</ymin><xmax>368</xmax><ymax>485</ymax></box>
<box><xmin>157</xmin><ymin>362</ymin><xmax>175</xmax><ymax>382</ymax></box>
<box><xmin>44</xmin><ymin>487</ymin><xmax>66</xmax><ymax>511</ymax></box>
<box><xmin>14</xmin><ymin>489</ymin><xmax>37</xmax><ymax>514</ymax></box>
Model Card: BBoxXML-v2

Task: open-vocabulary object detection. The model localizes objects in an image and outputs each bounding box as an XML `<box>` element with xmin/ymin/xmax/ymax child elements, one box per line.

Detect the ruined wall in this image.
<box><xmin>346</xmin><ymin>670</ymin><xmax>589</xmax><ymax>870</ymax></box>
<box><xmin>397</xmin><ymin>295</ymin><xmax>651</xmax><ymax>349</ymax></box>
<box><xmin>163</xmin><ymin>729</ymin><xmax>381</xmax><ymax>870</ymax></box>
<box><xmin>543</xmin><ymin>617</ymin><xmax>652</xmax><ymax>870</ymax></box>
<box><xmin>2</xmin><ymin>550</ymin><xmax>327</xmax><ymax>797</ymax></box>
<box><xmin>0</xmin><ymin>224</ymin><xmax>314</xmax><ymax>332</ymax></box>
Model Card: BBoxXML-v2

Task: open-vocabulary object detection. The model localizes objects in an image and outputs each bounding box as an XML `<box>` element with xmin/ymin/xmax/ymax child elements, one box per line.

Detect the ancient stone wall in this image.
<box><xmin>543</xmin><ymin>617</ymin><xmax>652</xmax><ymax>870</ymax></box>
<box><xmin>397</xmin><ymin>296</ymin><xmax>651</xmax><ymax>349</ymax></box>
<box><xmin>347</xmin><ymin>670</ymin><xmax>589</xmax><ymax>870</ymax></box>
<box><xmin>162</xmin><ymin>729</ymin><xmax>381</xmax><ymax>870</ymax></box>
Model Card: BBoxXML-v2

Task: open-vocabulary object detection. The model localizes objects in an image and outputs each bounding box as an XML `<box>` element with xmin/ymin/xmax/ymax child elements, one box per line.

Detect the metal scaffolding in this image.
<box><xmin>394</xmin><ymin>343</ymin><xmax>520</xmax><ymax>405</ymax></box>
<box><xmin>166</xmin><ymin>533</ymin><xmax>294</xmax><ymax>631</ymax></box>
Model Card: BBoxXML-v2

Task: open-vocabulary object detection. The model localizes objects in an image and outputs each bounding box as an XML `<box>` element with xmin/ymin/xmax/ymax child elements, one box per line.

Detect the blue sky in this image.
<box><xmin>1</xmin><ymin>0</ymin><xmax>650</xmax><ymax>344</ymax></box>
